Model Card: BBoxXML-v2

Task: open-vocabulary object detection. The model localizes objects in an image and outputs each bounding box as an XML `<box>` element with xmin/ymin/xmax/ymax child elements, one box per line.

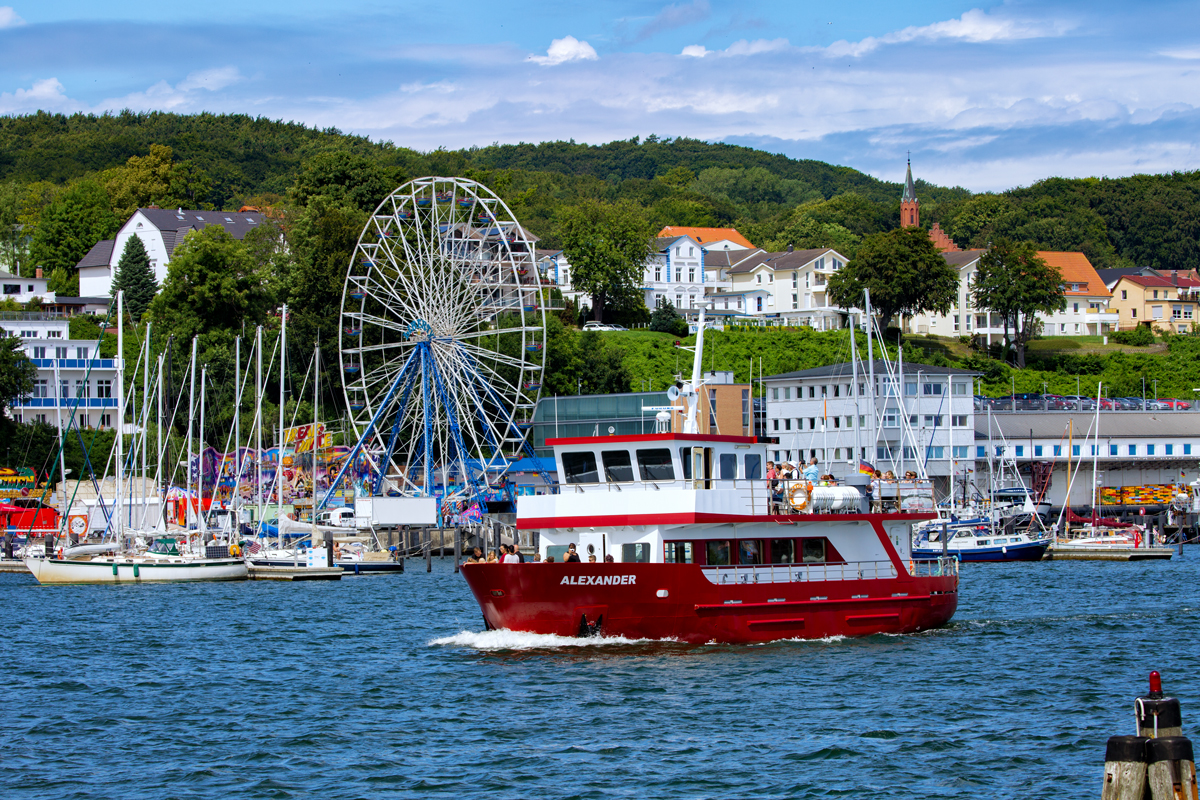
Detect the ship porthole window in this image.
<box><xmin>587</xmin><ymin>544</ymin><xmax>595</xmax><ymax>555</ymax></box>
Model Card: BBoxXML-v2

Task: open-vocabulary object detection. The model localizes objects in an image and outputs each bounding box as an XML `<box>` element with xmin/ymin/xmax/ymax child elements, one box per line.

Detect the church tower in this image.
<box><xmin>900</xmin><ymin>156</ymin><xmax>919</xmax><ymax>229</ymax></box>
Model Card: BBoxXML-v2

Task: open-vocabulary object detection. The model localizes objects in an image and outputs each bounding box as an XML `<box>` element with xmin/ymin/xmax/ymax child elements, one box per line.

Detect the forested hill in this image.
<box><xmin>2</xmin><ymin>110</ymin><xmax>1200</xmax><ymax>271</ymax></box>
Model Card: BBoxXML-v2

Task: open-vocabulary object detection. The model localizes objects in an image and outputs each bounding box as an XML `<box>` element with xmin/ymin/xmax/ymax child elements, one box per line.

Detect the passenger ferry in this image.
<box><xmin>460</xmin><ymin>308</ymin><xmax>960</xmax><ymax>644</ymax></box>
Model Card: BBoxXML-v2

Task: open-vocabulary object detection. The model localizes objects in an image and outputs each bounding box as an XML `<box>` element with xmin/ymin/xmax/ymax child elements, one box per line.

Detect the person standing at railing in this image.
<box><xmin>803</xmin><ymin>457</ymin><xmax>820</xmax><ymax>484</ymax></box>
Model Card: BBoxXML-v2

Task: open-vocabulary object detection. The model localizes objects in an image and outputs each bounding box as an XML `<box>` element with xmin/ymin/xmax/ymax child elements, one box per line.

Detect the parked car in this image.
<box><xmin>1098</xmin><ymin>397</ymin><xmax>1114</xmax><ymax>410</ymax></box>
<box><xmin>582</xmin><ymin>321</ymin><xmax>616</xmax><ymax>331</ymax></box>
<box><xmin>1115</xmin><ymin>397</ymin><xmax>1142</xmax><ymax>410</ymax></box>
<box><xmin>1145</xmin><ymin>399</ymin><xmax>1171</xmax><ymax>411</ymax></box>
<box><xmin>1061</xmin><ymin>395</ymin><xmax>1097</xmax><ymax>411</ymax></box>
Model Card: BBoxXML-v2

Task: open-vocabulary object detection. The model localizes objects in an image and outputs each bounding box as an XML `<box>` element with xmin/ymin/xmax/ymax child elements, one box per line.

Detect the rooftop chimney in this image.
<box><xmin>787</xmin><ymin>243</ymin><xmax>794</xmax><ymax>253</ymax></box>
<box><xmin>35</xmin><ymin>267</ymin><xmax>42</xmax><ymax>279</ymax></box>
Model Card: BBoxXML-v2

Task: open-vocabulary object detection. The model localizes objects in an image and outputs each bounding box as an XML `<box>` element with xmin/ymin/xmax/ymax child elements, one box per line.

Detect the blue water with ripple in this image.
<box><xmin>3</xmin><ymin>555</ymin><xmax>1198</xmax><ymax>799</ymax></box>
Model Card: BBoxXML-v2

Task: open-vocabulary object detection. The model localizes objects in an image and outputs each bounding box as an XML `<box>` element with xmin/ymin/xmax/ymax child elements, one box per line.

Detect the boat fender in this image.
<box><xmin>57</xmin><ymin>548</ymin><xmax>63</xmax><ymax>559</ymax></box>
<box><xmin>788</xmin><ymin>484</ymin><xmax>809</xmax><ymax>511</ymax></box>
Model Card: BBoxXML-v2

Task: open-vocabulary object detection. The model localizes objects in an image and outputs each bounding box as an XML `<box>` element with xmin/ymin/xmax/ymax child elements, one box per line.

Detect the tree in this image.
<box><xmin>110</xmin><ymin>235</ymin><xmax>157</xmax><ymax>323</ymax></box>
<box><xmin>0</xmin><ymin>336</ymin><xmax>36</xmax><ymax>422</ymax></box>
<box><xmin>971</xmin><ymin>238</ymin><xmax>1065</xmax><ymax>368</ymax></box>
<box><xmin>826</xmin><ymin>227</ymin><xmax>959</xmax><ymax>333</ymax></box>
<box><xmin>0</xmin><ymin>181</ymin><xmax>26</xmax><ymax>274</ymax></box>
<box><xmin>291</xmin><ymin>151</ymin><xmax>394</xmax><ymax>213</ymax></box>
<box><xmin>649</xmin><ymin>296</ymin><xmax>688</xmax><ymax>336</ymax></box>
<box><xmin>27</xmin><ymin>179</ymin><xmax>120</xmax><ymax>277</ymax></box>
<box><xmin>557</xmin><ymin>199</ymin><xmax>652</xmax><ymax>323</ymax></box>
<box><xmin>147</xmin><ymin>226</ymin><xmax>272</xmax><ymax>342</ymax></box>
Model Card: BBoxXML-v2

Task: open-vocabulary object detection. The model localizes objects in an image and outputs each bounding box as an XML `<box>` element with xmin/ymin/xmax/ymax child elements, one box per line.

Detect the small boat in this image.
<box><xmin>912</xmin><ymin>520</ymin><xmax>1050</xmax><ymax>562</ymax></box>
<box><xmin>26</xmin><ymin>538</ymin><xmax>247</xmax><ymax>584</ymax></box>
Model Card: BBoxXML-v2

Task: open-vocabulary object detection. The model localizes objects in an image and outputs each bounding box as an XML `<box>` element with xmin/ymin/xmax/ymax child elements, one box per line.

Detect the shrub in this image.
<box><xmin>1109</xmin><ymin>326</ymin><xmax>1156</xmax><ymax>346</ymax></box>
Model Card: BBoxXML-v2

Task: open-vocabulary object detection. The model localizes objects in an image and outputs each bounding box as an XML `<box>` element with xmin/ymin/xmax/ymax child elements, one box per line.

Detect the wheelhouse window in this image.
<box><xmin>623</xmin><ymin>543</ymin><xmax>651</xmax><ymax>563</ymax></box>
<box><xmin>637</xmin><ymin>448</ymin><xmax>675</xmax><ymax>480</ymax></box>
<box><xmin>719</xmin><ymin>453</ymin><xmax>738</xmax><ymax>481</ymax></box>
<box><xmin>738</xmin><ymin>539</ymin><xmax>762</xmax><ymax>564</ymax></box>
<box><xmin>601</xmin><ymin>450</ymin><xmax>635</xmax><ymax>482</ymax></box>
<box><xmin>801</xmin><ymin>539</ymin><xmax>826</xmax><ymax>562</ymax></box>
<box><xmin>679</xmin><ymin>447</ymin><xmax>692</xmax><ymax>479</ymax></box>
<box><xmin>562</xmin><ymin>451</ymin><xmax>599</xmax><ymax>484</ymax></box>
<box><xmin>744</xmin><ymin>454</ymin><xmax>762</xmax><ymax>480</ymax></box>
<box><xmin>664</xmin><ymin>541</ymin><xmax>693</xmax><ymax>563</ymax></box>
<box><xmin>706</xmin><ymin>540</ymin><xmax>731</xmax><ymax>566</ymax></box>
<box><xmin>770</xmin><ymin>538</ymin><xmax>795</xmax><ymax>563</ymax></box>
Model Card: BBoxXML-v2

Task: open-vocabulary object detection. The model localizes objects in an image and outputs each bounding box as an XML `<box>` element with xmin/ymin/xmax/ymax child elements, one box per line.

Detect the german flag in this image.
<box><xmin>858</xmin><ymin>460</ymin><xmax>876</xmax><ymax>475</ymax></box>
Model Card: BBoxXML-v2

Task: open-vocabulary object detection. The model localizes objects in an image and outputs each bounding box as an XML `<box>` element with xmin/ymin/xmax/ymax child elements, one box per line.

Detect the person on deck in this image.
<box><xmin>803</xmin><ymin>457</ymin><xmax>820</xmax><ymax>484</ymax></box>
<box><xmin>565</xmin><ymin>543</ymin><xmax>581</xmax><ymax>563</ymax></box>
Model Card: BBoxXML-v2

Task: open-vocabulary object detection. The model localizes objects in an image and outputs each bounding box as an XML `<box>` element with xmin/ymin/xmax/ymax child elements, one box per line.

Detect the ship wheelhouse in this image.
<box><xmin>521</xmin><ymin>432</ymin><xmax>925</xmax><ymax>574</ymax></box>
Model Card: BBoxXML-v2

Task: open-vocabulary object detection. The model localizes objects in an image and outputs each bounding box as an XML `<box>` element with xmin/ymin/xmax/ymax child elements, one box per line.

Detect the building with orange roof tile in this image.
<box><xmin>907</xmin><ymin>250</ymin><xmax>1118</xmax><ymax>340</ymax></box>
<box><xmin>656</xmin><ymin>226</ymin><xmax>755</xmax><ymax>250</ymax></box>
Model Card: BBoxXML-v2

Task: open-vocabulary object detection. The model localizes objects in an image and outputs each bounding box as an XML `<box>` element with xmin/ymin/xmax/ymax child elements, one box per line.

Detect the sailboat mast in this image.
<box><xmin>142</xmin><ymin>322</ymin><xmax>149</xmax><ymax>530</ymax></box>
<box><xmin>156</xmin><ymin>351</ymin><xmax>164</xmax><ymax>533</ymax></box>
<box><xmin>312</xmin><ymin>344</ymin><xmax>319</xmax><ymax>538</ymax></box>
<box><xmin>256</xmin><ymin>325</ymin><xmax>263</xmax><ymax>533</ymax></box>
<box><xmin>234</xmin><ymin>335</ymin><xmax>241</xmax><ymax>525</ymax></box>
<box><xmin>199</xmin><ymin>364</ymin><xmax>207</xmax><ymax>536</ymax></box>
<box><xmin>187</xmin><ymin>337</ymin><xmax>197</xmax><ymax>534</ymax></box>
<box><xmin>1092</xmin><ymin>383</ymin><xmax>1102</xmax><ymax>524</ymax></box>
<box><xmin>277</xmin><ymin>305</ymin><xmax>287</xmax><ymax>549</ymax></box>
<box><xmin>53</xmin><ymin>357</ymin><xmax>67</xmax><ymax>529</ymax></box>
<box><xmin>115</xmin><ymin>291</ymin><xmax>124</xmax><ymax>542</ymax></box>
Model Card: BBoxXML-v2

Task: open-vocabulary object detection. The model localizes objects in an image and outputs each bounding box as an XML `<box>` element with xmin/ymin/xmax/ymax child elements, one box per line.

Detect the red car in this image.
<box><xmin>1161</xmin><ymin>398</ymin><xmax>1192</xmax><ymax>410</ymax></box>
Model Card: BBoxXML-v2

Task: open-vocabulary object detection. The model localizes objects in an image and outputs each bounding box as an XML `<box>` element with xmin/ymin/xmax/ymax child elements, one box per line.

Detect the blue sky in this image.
<box><xmin>2</xmin><ymin>1</ymin><xmax>1199</xmax><ymax>191</ymax></box>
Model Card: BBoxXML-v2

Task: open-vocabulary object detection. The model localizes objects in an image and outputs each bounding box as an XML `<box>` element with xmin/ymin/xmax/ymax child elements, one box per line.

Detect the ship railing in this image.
<box><xmin>700</xmin><ymin>559</ymin><xmax>899</xmax><ymax>585</ymax></box>
<box><xmin>907</xmin><ymin>557</ymin><xmax>959</xmax><ymax>578</ymax></box>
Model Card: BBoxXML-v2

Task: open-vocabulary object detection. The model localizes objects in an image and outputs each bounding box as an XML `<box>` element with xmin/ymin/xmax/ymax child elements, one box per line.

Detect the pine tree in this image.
<box><xmin>110</xmin><ymin>235</ymin><xmax>157</xmax><ymax>322</ymax></box>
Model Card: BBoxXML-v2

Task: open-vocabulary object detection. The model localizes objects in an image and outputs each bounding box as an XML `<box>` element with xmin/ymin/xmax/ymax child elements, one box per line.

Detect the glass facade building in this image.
<box><xmin>530</xmin><ymin>391</ymin><xmax>670</xmax><ymax>456</ymax></box>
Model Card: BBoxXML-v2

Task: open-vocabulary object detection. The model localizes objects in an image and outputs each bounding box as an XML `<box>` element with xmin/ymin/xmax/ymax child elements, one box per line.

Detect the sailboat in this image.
<box><xmin>1045</xmin><ymin>390</ymin><xmax>1173</xmax><ymax>561</ymax></box>
<box><xmin>25</xmin><ymin>294</ymin><xmax>248</xmax><ymax>584</ymax></box>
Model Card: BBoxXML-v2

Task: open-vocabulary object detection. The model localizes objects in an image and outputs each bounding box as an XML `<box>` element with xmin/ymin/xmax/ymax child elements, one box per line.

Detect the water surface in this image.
<box><xmin>2</xmin><ymin>555</ymin><xmax>1197</xmax><ymax>799</ymax></box>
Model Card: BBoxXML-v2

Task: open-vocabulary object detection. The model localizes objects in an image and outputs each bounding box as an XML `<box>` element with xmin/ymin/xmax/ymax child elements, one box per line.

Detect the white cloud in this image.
<box><xmin>1160</xmin><ymin>47</ymin><xmax>1200</xmax><ymax>60</ymax></box>
<box><xmin>528</xmin><ymin>35</ymin><xmax>599</xmax><ymax>66</ymax></box>
<box><xmin>0</xmin><ymin>78</ymin><xmax>76</xmax><ymax>114</ymax></box>
<box><xmin>177</xmin><ymin>66</ymin><xmax>242</xmax><ymax>92</ymax></box>
<box><xmin>680</xmin><ymin>39</ymin><xmax>787</xmax><ymax>58</ymax></box>
<box><xmin>825</xmin><ymin>8</ymin><xmax>1076</xmax><ymax>58</ymax></box>
<box><xmin>723</xmin><ymin>38</ymin><xmax>789</xmax><ymax>56</ymax></box>
<box><xmin>0</xmin><ymin>6</ymin><xmax>24</xmax><ymax>29</ymax></box>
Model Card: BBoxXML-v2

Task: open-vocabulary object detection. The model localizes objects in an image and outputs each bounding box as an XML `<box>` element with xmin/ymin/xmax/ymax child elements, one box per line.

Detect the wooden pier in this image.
<box><xmin>247</xmin><ymin>564</ymin><xmax>343</xmax><ymax>581</ymax></box>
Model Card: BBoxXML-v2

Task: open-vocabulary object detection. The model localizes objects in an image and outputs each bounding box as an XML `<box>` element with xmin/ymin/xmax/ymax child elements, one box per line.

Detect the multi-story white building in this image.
<box><xmin>763</xmin><ymin>360</ymin><xmax>978</xmax><ymax>498</ymax></box>
<box><xmin>2</xmin><ymin>314</ymin><xmax>120</xmax><ymax>430</ymax></box>
<box><xmin>907</xmin><ymin>250</ymin><xmax>1119</xmax><ymax>340</ymax></box>
<box><xmin>76</xmin><ymin>208</ymin><xmax>266</xmax><ymax>297</ymax></box>
<box><xmin>725</xmin><ymin>247</ymin><xmax>852</xmax><ymax>328</ymax></box>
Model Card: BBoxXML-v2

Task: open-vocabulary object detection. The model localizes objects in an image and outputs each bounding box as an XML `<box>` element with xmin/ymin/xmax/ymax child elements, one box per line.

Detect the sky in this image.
<box><xmin>1</xmin><ymin>1</ymin><xmax>1199</xmax><ymax>192</ymax></box>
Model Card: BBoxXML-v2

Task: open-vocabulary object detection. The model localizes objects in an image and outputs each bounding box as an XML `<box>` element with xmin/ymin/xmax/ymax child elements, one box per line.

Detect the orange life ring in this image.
<box><xmin>788</xmin><ymin>483</ymin><xmax>809</xmax><ymax>510</ymax></box>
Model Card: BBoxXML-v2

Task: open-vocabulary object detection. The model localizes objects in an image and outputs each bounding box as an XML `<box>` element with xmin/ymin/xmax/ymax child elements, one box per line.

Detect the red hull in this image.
<box><xmin>462</xmin><ymin>563</ymin><xmax>959</xmax><ymax>644</ymax></box>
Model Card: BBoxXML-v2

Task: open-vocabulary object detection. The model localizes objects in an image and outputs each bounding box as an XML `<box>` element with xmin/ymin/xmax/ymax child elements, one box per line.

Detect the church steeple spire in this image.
<box><xmin>900</xmin><ymin>154</ymin><xmax>920</xmax><ymax>228</ymax></box>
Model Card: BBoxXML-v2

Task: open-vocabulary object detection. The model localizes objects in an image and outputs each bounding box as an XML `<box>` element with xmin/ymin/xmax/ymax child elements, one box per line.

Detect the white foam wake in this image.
<box><xmin>430</xmin><ymin>629</ymin><xmax>661</xmax><ymax>650</ymax></box>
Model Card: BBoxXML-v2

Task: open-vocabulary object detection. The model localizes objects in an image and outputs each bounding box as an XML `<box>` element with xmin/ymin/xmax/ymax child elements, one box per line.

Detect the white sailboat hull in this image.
<box><xmin>25</xmin><ymin>556</ymin><xmax>248</xmax><ymax>584</ymax></box>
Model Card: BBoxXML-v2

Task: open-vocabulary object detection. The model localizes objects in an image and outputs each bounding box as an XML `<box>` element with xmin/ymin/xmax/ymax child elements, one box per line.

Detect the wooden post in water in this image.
<box><xmin>453</xmin><ymin>526</ymin><xmax>461</xmax><ymax>573</ymax></box>
<box><xmin>1102</xmin><ymin>736</ymin><xmax>1149</xmax><ymax>800</ymax></box>
<box><xmin>424</xmin><ymin>527</ymin><xmax>432</xmax><ymax>572</ymax></box>
<box><xmin>325</xmin><ymin>531</ymin><xmax>334</xmax><ymax>569</ymax></box>
<box><xmin>1146</xmin><ymin>738</ymin><xmax>1198</xmax><ymax>800</ymax></box>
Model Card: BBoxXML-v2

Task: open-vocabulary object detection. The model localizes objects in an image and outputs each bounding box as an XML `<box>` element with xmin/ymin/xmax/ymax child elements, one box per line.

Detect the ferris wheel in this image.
<box><xmin>335</xmin><ymin>176</ymin><xmax>547</xmax><ymax>505</ymax></box>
